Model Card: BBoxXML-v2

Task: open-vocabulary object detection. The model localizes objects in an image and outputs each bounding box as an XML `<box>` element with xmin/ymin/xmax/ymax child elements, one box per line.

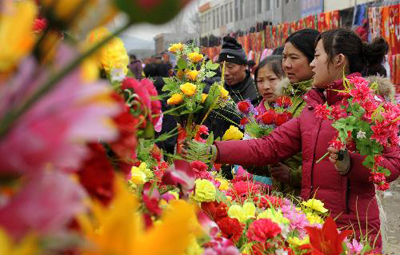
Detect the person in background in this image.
<box><xmin>203</xmin><ymin>28</ymin><xmax>399</xmax><ymax>251</ymax></box>
<box><xmin>247</xmin><ymin>59</ymin><xmax>256</xmax><ymax>78</ymax></box>
<box><xmin>218</xmin><ymin>36</ymin><xmax>260</xmax><ymax>105</ymax></box>
<box><xmin>128</xmin><ymin>54</ymin><xmax>143</xmax><ymax>80</ymax></box>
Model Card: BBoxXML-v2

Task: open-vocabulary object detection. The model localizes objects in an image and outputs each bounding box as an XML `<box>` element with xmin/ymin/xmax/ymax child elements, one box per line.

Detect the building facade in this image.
<box><xmin>323</xmin><ymin>0</ymin><xmax>377</xmax><ymax>12</ymax></box>
<box><xmin>199</xmin><ymin>0</ymin><xmax>302</xmax><ymax>37</ymax></box>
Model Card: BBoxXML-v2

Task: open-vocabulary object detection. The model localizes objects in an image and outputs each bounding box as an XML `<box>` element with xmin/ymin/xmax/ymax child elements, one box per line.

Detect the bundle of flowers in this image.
<box><xmin>315</xmin><ymin>76</ymin><xmax>400</xmax><ymax>190</ymax></box>
<box><xmin>236</xmin><ymin>96</ymin><xmax>293</xmax><ymax>139</ymax></box>
<box><xmin>163</xmin><ymin>43</ymin><xmax>230</xmax><ymax>151</ymax></box>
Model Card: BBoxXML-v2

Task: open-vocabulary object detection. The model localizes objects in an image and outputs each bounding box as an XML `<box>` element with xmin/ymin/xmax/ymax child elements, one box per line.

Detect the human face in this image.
<box><xmin>310</xmin><ymin>40</ymin><xmax>343</xmax><ymax>89</ymax></box>
<box><xmin>256</xmin><ymin>65</ymin><xmax>282</xmax><ymax>103</ymax></box>
<box><xmin>223</xmin><ymin>62</ymin><xmax>247</xmax><ymax>86</ymax></box>
<box><xmin>282</xmin><ymin>42</ymin><xmax>314</xmax><ymax>83</ymax></box>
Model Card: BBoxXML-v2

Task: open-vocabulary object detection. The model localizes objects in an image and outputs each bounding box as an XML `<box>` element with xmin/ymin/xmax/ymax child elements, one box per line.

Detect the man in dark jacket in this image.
<box><xmin>218</xmin><ymin>36</ymin><xmax>260</xmax><ymax>105</ymax></box>
<box><xmin>128</xmin><ymin>54</ymin><xmax>143</xmax><ymax>80</ymax></box>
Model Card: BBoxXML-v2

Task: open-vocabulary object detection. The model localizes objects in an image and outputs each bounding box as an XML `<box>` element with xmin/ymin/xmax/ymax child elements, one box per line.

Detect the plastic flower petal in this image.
<box><xmin>167</xmin><ymin>93</ymin><xmax>184</xmax><ymax>105</ymax></box>
<box><xmin>180</xmin><ymin>82</ymin><xmax>197</xmax><ymax>96</ymax></box>
<box><xmin>193</xmin><ymin>179</ymin><xmax>216</xmax><ymax>202</ymax></box>
<box><xmin>186</xmin><ymin>70</ymin><xmax>199</xmax><ymax>81</ymax></box>
<box><xmin>0</xmin><ymin>228</ymin><xmax>38</xmax><ymax>255</ymax></box>
<box><xmin>162</xmin><ymin>160</ymin><xmax>196</xmax><ymax>197</ymax></box>
<box><xmin>222</xmin><ymin>126</ymin><xmax>244</xmax><ymax>141</ymax></box>
<box><xmin>302</xmin><ymin>198</ymin><xmax>328</xmax><ymax>214</ymax></box>
<box><xmin>258</xmin><ymin>208</ymin><xmax>290</xmax><ymax>225</ymax></box>
<box><xmin>187</xmin><ymin>52</ymin><xmax>203</xmax><ymax>63</ymax></box>
<box><xmin>168</xmin><ymin>43</ymin><xmax>184</xmax><ymax>53</ymax></box>
<box><xmin>0</xmin><ymin>171</ymin><xmax>86</xmax><ymax>239</ymax></box>
<box><xmin>0</xmin><ymin>0</ymin><xmax>37</xmax><ymax>72</ymax></box>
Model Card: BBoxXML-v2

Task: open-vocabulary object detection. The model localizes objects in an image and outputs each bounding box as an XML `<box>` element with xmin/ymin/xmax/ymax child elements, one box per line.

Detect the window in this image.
<box><xmin>221</xmin><ymin>6</ymin><xmax>224</xmax><ymax>26</ymax></box>
<box><xmin>235</xmin><ymin>0</ymin><xmax>239</xmax><ymax>21</ymax></box>
<box><xmin>239</xmin><ymin>0</ymin><xmax>244</xmax><ymax>20</ymax></box>
<box><xmin>257</xmin><ymin>0</ymin><xmax>262</xmax><ymax>13</ymax></box>
<box><xmin>216</xmin><ymin>8</ymin><xmax>220</xmax><ymax>28</ymax></box>
<box><xmin>266</xmin><ymin>0</ymin><xmax>271</xmax><ymax>11</ymax></box>
<box><xmin>276</xmin><ymin>0</ymin><xmax>280</xmax><ymax>8</ymax></box>
<box><xmin>213</xmin><ymin>10</ymin><xmax>216</xmax><ymax>29</ymax></box>
<box><xmin>285</xmin><ymin>0</ymin><xmax>289</xmax><ymax>4</ymax></box>
<box><xmin>225</xmin><ymin>4</ymin><xmax>229</xmax><ymax>24</ymax></box>
<box><xmin>230</xmin><ymin>2</ymin><xmax>233</xmax><ymax>22</ymax></box>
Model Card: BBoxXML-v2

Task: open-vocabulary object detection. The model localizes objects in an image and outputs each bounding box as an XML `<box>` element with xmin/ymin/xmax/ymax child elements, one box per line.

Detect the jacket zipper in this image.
<box><xmin>345</xmin><ymin>179</ymin><xmax>350</xmax><ymax>214</ymax></box>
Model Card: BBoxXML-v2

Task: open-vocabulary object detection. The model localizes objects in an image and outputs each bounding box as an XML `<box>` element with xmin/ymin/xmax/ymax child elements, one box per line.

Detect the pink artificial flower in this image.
<box><xmin>203</xmin><ymin>237</ymin><xmax>240</xmax><ymax>255</ymax></box>
<box><xmin>161</xmin><ymin>160</ymin><xmax>196</xmax><ymax>197</ymax></box>
<box><xmin>330</xmin><ymin>104</ymin><xmax>347</xmax><ymax>120</ymax></box>
<box><xmin>198</xmin><ymin>211</ymin><xmax>220</xmax><ymax>238</ymax></box>
<box><xmin>349</xmin><ymin>76</ymin><xmax>373</xmax><ymax>103</ymax></box>
<box><xmin>246</xmin><ymin>218</ymin><xmax>281</xmax><ymax>243</ymax></box>
<box><xmin>346</xmin><ymin>239</ymin><xmax>364</xmax><ymax>255</ymax></box>
<box><xmin>0</xmin><ymin>171</ymin><xmax>86</xmax><ymax>239</ymax></box>
<box><xmin>376</xmin><ymin>182</ymin><xmax>390</xmax><ymax>191</ymax></box>
<box><xmin>0</xmin><ymin>47</ymin><xmax>121</xmax><ymax>175</ymax></box>
<box><xmin>329</xmin><ymin>137</ymin><xmax>346</xmax><ymax>150</ymax></box>
<box><xmin>33</xmin><ymin>18</ymin><xmax>47</xmax><ymax>33</ymax></box>
<box><xmin>142</xmin><ymin>182</ymin><xmax>162</xmax><ymax>216</ymax></box>
<box><xmin>315</xmin><ymin>104</ymin><xmax>330</xmax><ymax>120</ymax></box>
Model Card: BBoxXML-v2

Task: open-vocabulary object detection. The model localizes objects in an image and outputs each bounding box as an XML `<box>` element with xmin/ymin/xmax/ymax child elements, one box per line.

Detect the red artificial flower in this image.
<box><xmin>161</xmin><ymin>160</ymin><xmax>196</xmax><ymax>197</ymax></box>
<box><xmin>33</xmin><ymin>18</ymin><xmax>47</xmax><ymax>33</ymax></box>
<box><xmin>349</xmin><ymin>77</ymin><xmax>373</xmax><ymax>103</ymax></box>
<box><xmin>304</xmin><ymin>217</ymin><xmax>352</xmax><ymax>255</ymax></box>
<box><xmin>142</xmin><ymin>182</ymin><xmax>162</xmax><ymax>216</ymax></box>
<box><xmin>330</xmin><ymin>105</ymin><xmax>347</xmax><ymax>120</ymax></box>
<box><xmin>275</xmin><ymin>113</ymin><xmax>290</xmax><ymax>126</ymax></box>
<box><xmin>254</xmin><ymin>195</ymin><xmax>283</xmax><ymax>209</ymax></box>
<box><xmin>201</xmin><ymin>201</ymin><xmax>228</xmax><ymax>222</ymax></box>
<box><xmin>151</xmin><ymin>144</ymin><xmax>163</xmax><ymax>162</ymax></box>
<box><xmin>376</xmin><ymin>182</ymin><xmax>390</xmax><ymax>191</ymax></box>
<box><xmin>110</xmin><ymin>110</ymin><xmax>138</xmax><ymax>162</ymax></box>
<box><xmin>369</xmin><ymin>172</ymin><xmax>386</xmax><ymax>183</ymax></box>
<box><xmin>247</xmin><ymin>218</ymin><xmax>281</xmax><ymax>243</ymax></box>
<box><xmin>276</xmin><ymin>96</ymin><xmax>292</xmax><ymax>108</ymax></box>
<box><xmin>240</xmin><ymin>117</ymin><xmax>249</xmax><ymax>126</ymax></box>
<box><xmin>261</xmin><ymin>109</ymin><xmax>276</xmax><ymax>125</ymax></box>
<box><xmin>77</xmin><ymin>143</ymin><xmax>115</xmax><ymax>205</ymax></box>
<box><xmin>141</xmin><ymin>78</ymin><xmax>162</xmax><ymax>126</ymax></box>
<box><xmin>237</xmin><ymin>100</ymin><xmax>251</xmax><ymax>114</ymax></box>
<box><xmin>315</xmin><ymin>104</ymin><xmax>330</xmax><ymax>120</ymax></box>
<box><xmin>217</xmin><ymin>217</ymin><xmax>244</xmax><ymax>243</ymax></box>
<box><xmin>194</xmin><ymin>125</ymin><xmax>209</xmax><ymax>143</ymax></box>
<box><xmin>328</xmin><ymin>138</ymin><xmax>346</xmax><ymax>151</ymax></box>
<box><xmin>227</xmin><ymin>180</ymin><xmax>260</xmax><ymax>200</ymax></box>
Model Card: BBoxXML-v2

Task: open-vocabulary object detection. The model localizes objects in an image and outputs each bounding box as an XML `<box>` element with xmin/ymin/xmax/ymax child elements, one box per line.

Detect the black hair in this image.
<box><xmin>316</xmin><ymin>28</ymin><xmax>389</xmax><ymax>77</ymax></box>
<box><xmin>254</xmin><ymin>55</ymin><xmax>285</xmax><ymax>83</ymax></box>
<box><xmin>285</xmin><ymin>29</ymin><xmax>320</xmax><ymax>63</ymax></box>
<box><xmin>130</xmin><ymin>54</ymin><xmax>137</xmax><ymax>60</ymax></box>
<box><xmin>272</xmin><ymin>46</ymin><xmax>284</xmax><ymax>56</ymax></box>
<box><xmin>247</xmin><ymin>60</ymin><xmax>256</xmax><ymax>67</ymax></box>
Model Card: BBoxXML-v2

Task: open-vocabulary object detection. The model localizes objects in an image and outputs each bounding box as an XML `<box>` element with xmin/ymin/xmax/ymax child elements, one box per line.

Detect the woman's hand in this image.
<box><xmin>328</xmin><ymin>147</ymin><xmax>350</xmax><ymax>175</ymax></box>
<box><xmin>269</xmin><ymin>163</ymin><xmax>291</xmax><ymax>184</ymax></box>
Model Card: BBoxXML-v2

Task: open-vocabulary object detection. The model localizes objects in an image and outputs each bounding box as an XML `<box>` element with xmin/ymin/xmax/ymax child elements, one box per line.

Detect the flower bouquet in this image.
<box><xmin>237</xmin><ymin>96</ymin><xmax>293</xmax><ymax>139</ymax></box>
<box><xmin>315</xmin><ymin>76</ymin><xmax>400</xmax><ymax>190</ymax></box>
<box><xmin>163</xmin><ymin>43</ymin><xmax>229</xmax><ymax>152</ymax></box>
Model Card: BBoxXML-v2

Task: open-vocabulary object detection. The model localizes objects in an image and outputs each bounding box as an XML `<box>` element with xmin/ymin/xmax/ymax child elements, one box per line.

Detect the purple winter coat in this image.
<box><xmin>215</xmin><ymin>73</ymin><xmax>400</xmax><ymax>249</ymax></box>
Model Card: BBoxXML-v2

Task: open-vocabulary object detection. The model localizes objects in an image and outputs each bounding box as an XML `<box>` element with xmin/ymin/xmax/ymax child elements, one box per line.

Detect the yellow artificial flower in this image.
<box><xmin>0</xmin><ymin>0</ymin><xmax>37</xmax><ymax>72</ymax></box>
<box><xmin>228</xmin><ymin>202</ymin><xmax>256</xmax><ymax>223</ymax></box>
<box><xmin>187</xmin><ymin>52</ymin><xmax>203</xmax><ymax>63</ymax></box>
<box><xmin>0</xmin><ymin>228</ymin><xmax>38</xmax><ymax>255</ymax></box>
<box><xmin>137</xmin><ymin>162</ymin><xmax>153</xmax><ymax>180</ymax></box>
<box><xmin>186</xmin><ymin>70</ymin><xmax>199</xmax><ymax>81</ymax></box>
<box><xmin>130</xmin><ymin>166</ymin><xmax>146</xmax><ymax>185</ymax></box>
<box><xmin>201</xmin><ymin>93</ymin><xmax>208</xmax><ymax>103</ymax></box>
<box><xmin>168</xmin><ymin>43</ymin><xmax>184</xmax><ymax>53</ymax></box>
<box><xmin>302</xmin><ymin>198</ymin><xmax>328</xmax><ymax>214</ymax></box>
<box><xmin>85</xmin><ymin>27</ymin><xmax>129</xmax><ymax>77</ymax></box>
<box><xmin>167</xmin><ymin>93</ymin><xmax>184</xmax><ymax>105</ymax></box>
<box><xmin>78</xmin><ymin>177</ymin><xmax>197</xmax><ymax>255</ymax></box>
<box><xmin>185</xmin><ymin>235</ymin><xmax>204</xmax><ymax>255</ymax></box>
<box><xmin>193</xmin><ymin>179</ymin><xmax>216</xmax><ymax>202</ymax></box>
<box><xmin>81</xmin><ymin>59</ymin><xmax>100</xmax><ymax>82</ymax></box>
<box><xmin>219</xmin><ymin>86</ymin><xmax>229</xmax><ymax>99</ymax></box>
<box><xmin>306</xmin><ymin>212</ymin><xmax>324</xmax><ymax>225</ymax></box>
<box><xmin>287</xmin><ymin>236</ymin><xmax>309</xmax><ymax>247</ymax></box>
<box><xmin>216</xmin><ymin>178</ymin><xmax>229</xmax><ymax>191</ymax></box>
<box><xmin>222</xmin><ymin>126</ymin><xmax>244</xmax><ymax>141</ymax></box>
<box><xmin>257</xmin><ymin>208</ymin><xmax>290</xmax><ymax>225</ymax></box>
<box><xmin>180</xmin><ymin>83</ymin><xmax>197</xmax><ymax>96</ymax></box>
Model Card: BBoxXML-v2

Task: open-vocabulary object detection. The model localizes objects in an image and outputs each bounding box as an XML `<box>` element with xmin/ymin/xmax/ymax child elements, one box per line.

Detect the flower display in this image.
<box><xmin>180</xmin><ymin>82</ymin><xmax>197</xmax><ymax>96</ymax></box>
<box><xmin>193</xmin><ymin>179</ymin><xmax>216</xmax><ymax>202</ymax></box>
<box><xmin>222</xmin><ymin>125</ymin><xmax>244</xmax><ymax>141</ymax></box>
<box><xmin>187</xmin><ymin>52</ymin><xmax>204</xmax><ymax>63</ymax></box>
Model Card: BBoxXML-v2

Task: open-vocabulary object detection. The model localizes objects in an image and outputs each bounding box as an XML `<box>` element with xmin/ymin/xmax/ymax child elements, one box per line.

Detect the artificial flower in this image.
<box><xmin>219</xmin><ymin>86</ymin><xmax>229</xmax><ymax>99</ymax></box>
<box><xmin>33</xmin><ymin>18</ymin><xmax>47</xmax><ymax>33</ymax></box>
<box><xmin>217</xmin><ymin>217</ymin><xmax>244</xmax><ymax>242</ymax></box>
<box><xmin>201</xmin><ymin>93</ymin><xmax>208</xmax><ymax>103</ymax></box>
<box><xmin>306</xmin><ymin>213</ymin><xmax>324</xmax><ymax>225</ymax></box>
<box><xmin>201</xmin><ymin>201</ymin><xmax>228</xmax><ymax>222</ymax></box>
<box><xmin>216</xmin><ymin>178</ymin><xmax>229</xmax><ymax>191</ymax></box>
<box><xmin>257</xmin><ymin>208</ymin><xmax>290</xmax><ymax>225</ymax></box>
<box><xmin>0</xmin><ymin>171</ymin><xmax>86</xmax><ymax>239</ymax></box>
<box><xmin>193</xmin><ymin>179</ymin><xmax>216</xmax><ymax>202</ymax></box>
<box><xmin>227</xmin><ymin>202</ymin><xmax>256</xmax><ymax>223</ymax></box>
<box><xmin>130</xmin><ymin>166</ymin><xmax>146</xmax><ymax>185</ymax></box>
<box><xmin>162</xmin><ymin>160</ymin><xmax>196</xmax><ymax>197</ymax></box>
<box><xmin>304</xmin><ymin>217</ymin><xmax>352</xmax><ymax>255</ymax></box>
<box><xmin>186</xmin><ymin>70</ymin><xmax>199</xmax><ymax>81</ymax></box>
<box><xmin>168</xmin><ymin>42</ymin><xmax>184</xmax><ymax>53</ymax></box>
<box><xmin>287</xmin><ymin>236</ymin><xmax>309</xmax><ymax>247</ymax></box>
<box><xmin>78</xmin><ymin>177</ymin><xmax>197</xmax><ymax>255</ymax></box>
<box><xmin>187</xmin><ymin>52</ymin><xmax>203</xmax><ymax>63</ymax></box>
<box><xmin>180</xmin><ymin>82</ymin><xmax>197</xmax><ymax>96</ymax></box>
<box><xmin>167</xmin><ymin>93</ymin><xmax>184</xmax><ymax>105</ymax></box>
<box><xmin>222</xmin><ymin>126</ymin><xmax>243</xmax><ymax>141</ymax></box>
<box><xmin>237</xmin><ymin>100</ymin><xmax>252</xmax><ymax>114</ymax></box>
<box><xmin>246</xmin><ymin>218</ymin><xmax>281</xmax><ymax>242</ymax></box>
<box><xmin>302</xmin><ymin>199</ymin><xmax>328</xmax><ymax>214</ymax></box>
<box><xmin>261</xmin><ymin>109</ymin><xmax>276</xmax><ymax>125</ymax></box>
<box><xmin>0</xmin><ymin>228</ymin><xmax>38</xmax><ymax>255</ymax></box>
<box><xmin>0</xmin><ymin>0</ymin><xmax>37</xmax><ymax>72</ymax></box>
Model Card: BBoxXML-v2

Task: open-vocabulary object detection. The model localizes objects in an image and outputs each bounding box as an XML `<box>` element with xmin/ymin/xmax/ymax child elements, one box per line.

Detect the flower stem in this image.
<box><xmin>316</xmin><ymin>152</ymin><xmax>329</xmax><ymax>164</ymax></box>
<box><xmin>0</xmin><ymin>21</ymin><xmax>133</xmax><ymax>139</ymax></box>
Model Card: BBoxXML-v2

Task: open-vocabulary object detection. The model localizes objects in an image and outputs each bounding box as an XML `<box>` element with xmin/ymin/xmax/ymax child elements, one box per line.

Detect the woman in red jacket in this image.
<box><xmin>200</xmin><ymin>28</ymin><xmax>400</xmax><ymax>250</ymax></box>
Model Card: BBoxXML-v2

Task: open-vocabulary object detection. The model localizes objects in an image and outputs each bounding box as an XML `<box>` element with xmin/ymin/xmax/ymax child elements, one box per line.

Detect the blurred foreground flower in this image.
<box><xmin>78</xmin><ymin>177</ymin><xmax>197</xmax><ymax>255</ymax></box>
<box><xmin>0</xmin><ymin>228</ymin><xmax>38</xmax><ymax>255</ymax></box>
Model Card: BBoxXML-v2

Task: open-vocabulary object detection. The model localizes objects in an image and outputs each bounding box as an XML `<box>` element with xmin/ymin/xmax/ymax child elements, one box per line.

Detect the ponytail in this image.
<box><xmin>362</xmin><ymin>37</ymin><xmax>389</xmax><ymax>76</ymax></box>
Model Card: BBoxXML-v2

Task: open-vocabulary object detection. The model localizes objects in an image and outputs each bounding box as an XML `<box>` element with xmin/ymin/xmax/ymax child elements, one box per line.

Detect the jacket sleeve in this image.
<box><xmin>215</xmin><ymin>117</ymin><xmax>302</xmax><ymax>166</ymax></box>
<box><xmin>345</xmin><ymin>146</ymin><xmax>400</xmax><ymax>183</ymax></box>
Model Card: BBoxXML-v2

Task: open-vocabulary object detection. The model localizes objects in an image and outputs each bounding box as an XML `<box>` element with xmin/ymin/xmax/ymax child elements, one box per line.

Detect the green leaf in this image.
<box><xmin>205</xmin><ymin>71</ymin><xmax>217</xmax><ymax>78</ymax></box>
<box><xmin>162</xmin><ymin>83</ymin><xmax>177</xmax><ymax>92</ymax></box>
<box><xmin>177</xmin><ymin>58</ymin><xmax>187</xmax><ymax>70</ymax></box>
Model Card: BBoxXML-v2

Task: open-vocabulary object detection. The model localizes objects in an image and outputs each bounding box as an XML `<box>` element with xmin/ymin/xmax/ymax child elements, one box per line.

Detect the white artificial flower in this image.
<box><xmin>110</xmin><ymin>67</ymin><xmax>126</xmax><ymax>82</ymax></box>
<box><xmin>357</xmin><ymin>130</ymin><xmax>366</xmax><ymax>139</ymax></box>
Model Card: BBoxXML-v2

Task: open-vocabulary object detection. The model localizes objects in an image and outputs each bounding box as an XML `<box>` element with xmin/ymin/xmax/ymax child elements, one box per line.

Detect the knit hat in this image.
<box><xmin>218</xmin><ymin>36</ymin><xmax>247</xmax><ymax>65</ymax></box>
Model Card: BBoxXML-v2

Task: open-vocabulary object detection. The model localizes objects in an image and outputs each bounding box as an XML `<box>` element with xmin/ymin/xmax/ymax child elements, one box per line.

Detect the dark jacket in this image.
<box><xmin>215</xmin><ymin>73</ymin><xmax>400</xmax><ymax>248</ymax></box>
<box><xmin>224</xmin><ymin>71</ymin><xmax>260</xmax><ymax>105</ymax></box>
<box><xmin>128</xmin><ymin>60</ymin><xmax>143</xmax><ymax>80</ymax></box>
